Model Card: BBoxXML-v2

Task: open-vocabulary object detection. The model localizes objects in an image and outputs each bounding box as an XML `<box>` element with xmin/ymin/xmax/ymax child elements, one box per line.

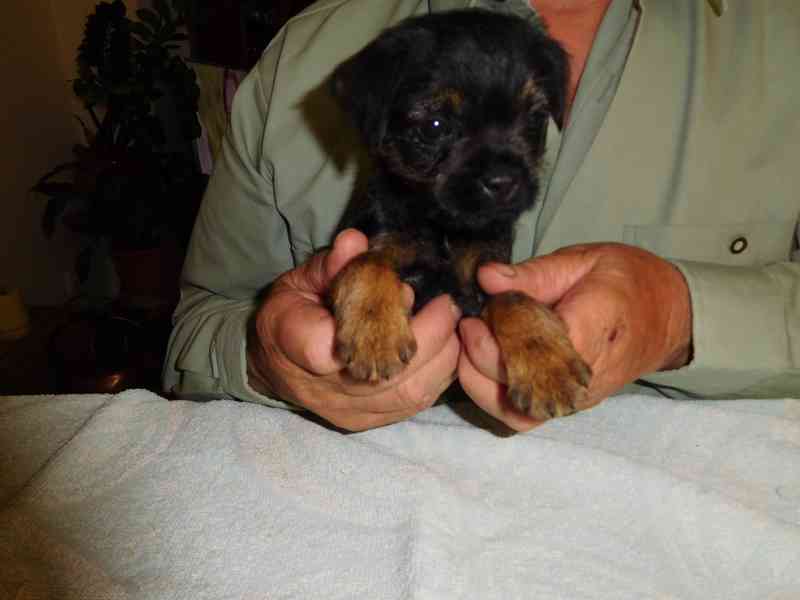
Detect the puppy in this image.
<box><xmin>327</xmin><ymin>9</ymin><xmax>591</xmax><ymax>420</ymax></box>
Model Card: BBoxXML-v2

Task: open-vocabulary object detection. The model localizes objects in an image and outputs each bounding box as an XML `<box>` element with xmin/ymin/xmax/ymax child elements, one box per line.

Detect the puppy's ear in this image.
<box><xmin>331</xmin><ymin>28</ymin><xmax>423</xmax><ymax>149</ymax></box>
<box><xmin>532</xmin><ymin>36</ymin><xmax>570</xmax><ymax>128</ymax></box>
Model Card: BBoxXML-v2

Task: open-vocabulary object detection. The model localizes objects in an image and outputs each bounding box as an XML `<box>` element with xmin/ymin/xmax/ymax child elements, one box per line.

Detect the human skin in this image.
<box><xmin>458</xmin><ymin>244</ymin><xmax>692</xmax><ymax>432</ymax></box>
<box><xmin>247</xmin><ymin>229</ymin><xmax>462</xmax><ymax>431</ymax></box>
<box><xmin>247</xmin><ymin>0</ymin><xmax>693</xmax><ymax>431</ymax></box>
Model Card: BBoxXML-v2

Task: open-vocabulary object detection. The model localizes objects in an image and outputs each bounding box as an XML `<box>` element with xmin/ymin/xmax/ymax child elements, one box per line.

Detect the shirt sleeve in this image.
<box><xmin>640</xmin><ymin>259</ymin><xmax>800</xmax><ymax>398</ymax></box>
<box><xmin>163</xmin><ymin>29</ymin><xmax>298</xmax><ymax>409</ymax></box>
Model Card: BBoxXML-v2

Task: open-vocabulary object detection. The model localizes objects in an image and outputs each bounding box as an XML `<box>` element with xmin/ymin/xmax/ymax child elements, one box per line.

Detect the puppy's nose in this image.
<box><xmin>479</xmin><ymin>174</ymin><xmax>518</xmax><ymax>202</ymax></box>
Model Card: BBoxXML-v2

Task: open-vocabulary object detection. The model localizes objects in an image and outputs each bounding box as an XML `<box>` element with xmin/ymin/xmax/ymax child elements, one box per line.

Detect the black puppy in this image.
<box><xmin>328</xmin><ymin>9</ymin><xmax>591</xmax><ymax>420</ymax></box>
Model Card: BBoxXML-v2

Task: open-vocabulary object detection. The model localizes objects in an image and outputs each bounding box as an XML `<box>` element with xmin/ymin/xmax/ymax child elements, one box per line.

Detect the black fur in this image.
<box><xmin>331</xmin><ymin>9</ymin><xmax>568</xmax><ymax>315</ymax></box>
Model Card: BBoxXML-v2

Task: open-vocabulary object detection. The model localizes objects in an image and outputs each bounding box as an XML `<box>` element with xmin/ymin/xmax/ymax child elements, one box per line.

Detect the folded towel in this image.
<box><xmin>1</xmin><ymin>390</ymin><xmax>798</xmax><ymax>599</ymax></box>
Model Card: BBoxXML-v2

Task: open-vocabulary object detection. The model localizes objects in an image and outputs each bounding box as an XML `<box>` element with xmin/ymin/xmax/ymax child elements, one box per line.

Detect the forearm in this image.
<box><xmin>165</xmin><ymin>281</ymin><xmax>305</xmax><ymax>408</ymax></box>
<box><xmin>163</xmin><ymin>49</ymin><xmax>297</xmax><ymax>405</ymax></box>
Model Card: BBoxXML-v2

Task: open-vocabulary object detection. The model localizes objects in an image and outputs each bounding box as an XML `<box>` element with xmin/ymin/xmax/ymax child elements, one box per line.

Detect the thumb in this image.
<box><xmin>324</xmin><ymin>228</ymin><xmax>369</xmax><ymax>281</ymax></box>
<box><xmin>477</xmin><ymin>246</ymin><xmax>598</xmax><ymax>304</ymax></box>
<box><xmin>282</xmin><ymin>228</ymin><xmax>369</xmax><ymax>296</ymax></box>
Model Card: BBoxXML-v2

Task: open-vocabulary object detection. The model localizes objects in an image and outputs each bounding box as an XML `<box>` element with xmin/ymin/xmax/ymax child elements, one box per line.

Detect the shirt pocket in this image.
<box><xmin>623</xmin><ymin>221</ymin><xmax>796</xmax><ymax>266</ymax></box>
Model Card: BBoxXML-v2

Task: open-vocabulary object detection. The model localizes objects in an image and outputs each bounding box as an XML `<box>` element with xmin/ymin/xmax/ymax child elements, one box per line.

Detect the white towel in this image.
<box><xmin>1</xmin><ymin>390</ymin><xmax>799</xmax><ymax>599</ymax></box>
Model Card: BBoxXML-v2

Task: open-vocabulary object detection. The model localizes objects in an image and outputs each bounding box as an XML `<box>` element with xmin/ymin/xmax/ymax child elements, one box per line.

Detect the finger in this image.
<box><xmin>379</xmin><ymin>331</ymin><xmax>461</xmax><ymax>412</ymax></box>
<box><xmin>553</xmin><ymin>277</ymin><xmax>625</xmax><ymax>371</ymax></box>
<box><xmin>276</xmin><ymin>229</ymin><xmax>369</xmax><ymax>298</ymax></box>
<box><xmin>325</xmin><ymin>292</ymin><xmax>458</xmax><ymax>395</ymax></box>
<box><xmin>401</xmin><ymin>283</ymin><xmax>415</xmax><ymax>310</ymax></box>
<box><xmin>324</xmin><ymin>333</ymin><xmax>461</xmax><ymax>431</ymax></box>
<box><xmin>265</xmin><ymin>230</ymin><xmax>370</xmax><ymax>375</ymax></box>
<box><xmin>476</xmin><ymin>245</ymin><xmax>598</xmax><ymax>304</ymax></box>
<box><xmin>276</xmin><ymin>251</ymin><xmax>332</xmax><ymax>298</ymax></box>
<box><xmin>323</xmin><ymin>404</ymin><xmax>424</xmax><ymax>432</ymax></box>
<box><xmin>458</xmin><ymin>317</ymin><xmax>505</xmax><ymax>383</ymax></box>
<box><xmin>334</xmin><ymin>293</ymin><xmax>458</xmax><ymax>396</ymax></box>
<box><xmin>324</xmin><ymin>228</ymin><xmax>369</xmax><ymax>280</ymax></box>
<box><xmin>407</xmin><ymin>294</ymin><xmax>462</xmax><ymax>364</ymax></box>
<box><xmin>330</xmin><ymin>229</ymin><xmax>414</xmax><ymax>308</ymax></box>
<box><xmin>457</xmin><ymin>349</ymin><xmax>543</xmax><ymax>433</ymax></box>
<box><xmin>272</xmin><ymin>299</ymin><xmax>342</xmax><ymax>376</ymax></box>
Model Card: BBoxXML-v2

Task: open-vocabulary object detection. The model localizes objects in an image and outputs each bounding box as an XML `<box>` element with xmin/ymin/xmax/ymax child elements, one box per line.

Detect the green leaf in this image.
<box><xmin>136</xmin><ymin>8</ymin><xmax>161</xmax><ymax>31</ymax></box>
<box><xmin>34</xmin><ymin>162</ymin><xmax>79</xmax><ymax>188</ymax></box>
<box><xmin>33</xmin><ymin>181</ymin><xmax>77</xmax><ymax>198</ymax></box>
<box><xmin>160</xmin><ymin>23</ymin><xmax>177</xmax><ymax>42</ymax></box>
<box><xmin>171</xmin><ymin>0</ymin><xmax>190</xmax><ymax>21</ymax></box>
<box><xmin>153</xmin><ymin>0</ymin><xmax>172</xmax><ymax>21</ymax></box>
<box><xmin>76</xmin><ymin>245</ymin><xmax>96</xmax><ymax>283</ymax></box>
<box><xmin>73</xmin><ymin>116</ymin><xmax>95</xmax><ymax>145</ymax></box>
<box><xmin>41</xmin><ymin>196</ymin><xmax>70</xmax><ymax>237</ymax></box>
<box><xmin>130</xmin><ymin>22</ymin><xmax>153</xmax><ymax>41</ymax></box>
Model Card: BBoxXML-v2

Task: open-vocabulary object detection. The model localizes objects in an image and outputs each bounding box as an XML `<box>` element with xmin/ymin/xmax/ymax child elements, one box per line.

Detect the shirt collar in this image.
<box><xmin>429</xmin><ymin>0</ymin><xmax>726</xmax><ymax>18</ymax></box>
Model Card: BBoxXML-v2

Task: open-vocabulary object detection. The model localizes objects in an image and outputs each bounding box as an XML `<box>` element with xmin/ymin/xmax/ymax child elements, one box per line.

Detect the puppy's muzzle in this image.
<box><xmin>472</xmin><ymin>152</ymin><xmax>527</xmax><ymax>205</ymax></box>
<box><xmin>479</xmin><ymin>172</ymin><xmax>520</xmax><ymax>204</ymax></box>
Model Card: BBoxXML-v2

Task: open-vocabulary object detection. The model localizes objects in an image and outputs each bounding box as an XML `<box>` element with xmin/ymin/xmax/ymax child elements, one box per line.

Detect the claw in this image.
<box><xmin>508</xmin><ymin>385</ymin><xmax>533</xmax><ymax>414</ymax></box>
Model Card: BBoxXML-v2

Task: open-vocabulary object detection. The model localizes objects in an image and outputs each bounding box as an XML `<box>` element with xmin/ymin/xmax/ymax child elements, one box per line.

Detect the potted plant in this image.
<box><xmin>33</xmin><ymin>0</ymin><xmax>203</xmax><ymax>308</ymax></box>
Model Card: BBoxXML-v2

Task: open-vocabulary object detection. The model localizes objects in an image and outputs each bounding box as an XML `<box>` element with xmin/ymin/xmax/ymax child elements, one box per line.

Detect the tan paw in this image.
<box><xmin>505</xmin><ymin>347</ymin><xmax>591</xmax><ymax>420</ymax></box>
<box><xmin>484</xmin><ymin>291</ymin><xmax>592</xmax><ymax>421</ymax></box>
<box><xmin>330</xmin><ymin>255</ymin><xmax>417</xmax><ymax>382</ymax></box>
<box><xmin>334</xmin><ymin>312</ymin><xmax>417</xmax><ymax>382</ymax></box>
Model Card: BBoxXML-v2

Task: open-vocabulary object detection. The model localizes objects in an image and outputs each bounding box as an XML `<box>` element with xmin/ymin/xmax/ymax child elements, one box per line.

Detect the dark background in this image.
<box><xmin>188</xmin><ymin>0</ymin><xmax>317</xmax><ymax>69</ymax></box>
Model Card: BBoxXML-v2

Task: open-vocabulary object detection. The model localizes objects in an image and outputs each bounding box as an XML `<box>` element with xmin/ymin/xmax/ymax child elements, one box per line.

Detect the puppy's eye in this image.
<box><xmin>419</xmin><ymin>117</ymin><xmax>451</xmax><ymax>142</ymax></box>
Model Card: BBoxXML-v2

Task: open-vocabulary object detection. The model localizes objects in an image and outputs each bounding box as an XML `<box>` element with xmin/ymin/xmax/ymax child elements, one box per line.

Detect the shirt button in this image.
<box><xmin>729</xmin><ymin>236</ymin><xmax>748</xmax><ymax>255</ymax></box>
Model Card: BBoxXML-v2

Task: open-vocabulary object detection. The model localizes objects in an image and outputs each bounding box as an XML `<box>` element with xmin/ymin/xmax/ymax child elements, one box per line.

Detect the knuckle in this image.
<box><xmin>269</xmin><ymin>271</ymin><xmax>295</xmax><ymax>295</ymax></box>
<box><xmin>468</xmin><ymin>329</ymin><xmax>497</xmax><ymax>365</ymax></box>
<box><xmin>394</xmin><ymin>377</ymin><xmax>435</xmax><ymax>411</ymax></box>
<box><xmin>443</xmin><ymin>335</ymin><xmax>461</xmax><ymax>366</ymax></box>
<box><xmin>299</xmin><ymin>335</ymin><xmax>328</xmax><ymax>371</ymax></box>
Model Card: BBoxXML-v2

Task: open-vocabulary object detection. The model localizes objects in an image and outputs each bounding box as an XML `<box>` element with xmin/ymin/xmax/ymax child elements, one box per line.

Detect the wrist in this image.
<box><xmin>660</xmin><ymin>263</ymin><xmax>693</xmax><ymax>371</ymax></box>
<box><xmin>245</xmin><ymin>317</ymin><xmax>277</xmax><ymax>397</ymax></box>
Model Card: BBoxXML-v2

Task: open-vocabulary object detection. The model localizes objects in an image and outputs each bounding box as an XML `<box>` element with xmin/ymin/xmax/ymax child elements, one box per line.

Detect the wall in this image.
<box><xmin>0</xmin><ymin>0</ymin><xmax>145</xmax><ymax>306</ymax></box>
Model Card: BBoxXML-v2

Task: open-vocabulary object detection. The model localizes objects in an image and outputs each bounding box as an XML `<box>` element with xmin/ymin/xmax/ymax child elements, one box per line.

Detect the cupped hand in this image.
<box><xmin>247</xmin><ymin>229</ymin><xmax>461</xmax><ymax>431</ymax></box>
<box><xmin>458</xmin><ymin>243</ymin><xmax>692</xmax><ymax>432</ymax></box>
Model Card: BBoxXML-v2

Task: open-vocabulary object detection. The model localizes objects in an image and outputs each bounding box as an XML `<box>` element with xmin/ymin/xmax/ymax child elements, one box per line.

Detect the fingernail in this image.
<box><xmin>333</xmin><ymin>229</ymin><xmax>349</xmax><ymax>247</ymax></box>
<box><xmin>449</xmin><ymin>297</ymin><xmax>462</xmax><ymax>320</ymax></box>
<box><xmin>494</xmin><ymin>264</ymin><xmax>516</xmax><ymax>278</ymax></box>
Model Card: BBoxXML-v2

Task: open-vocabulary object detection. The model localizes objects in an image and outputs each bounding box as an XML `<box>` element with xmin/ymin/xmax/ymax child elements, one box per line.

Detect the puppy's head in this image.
<box><xmin>331</xmin><ymin>9</ymin><xmax>568</xmax><ymax>233</ymax></box>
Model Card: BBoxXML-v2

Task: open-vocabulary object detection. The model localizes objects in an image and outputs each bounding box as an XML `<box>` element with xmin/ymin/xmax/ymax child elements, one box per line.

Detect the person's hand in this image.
<box><xmin>458</xmin><ymin>243</ymin><xmax>692</xmax><ymax>432</ymax></box>
<box><xmin>247</xmin><ymin>229</ymin><xmax>461</xmax><ymax>431</ymax></box>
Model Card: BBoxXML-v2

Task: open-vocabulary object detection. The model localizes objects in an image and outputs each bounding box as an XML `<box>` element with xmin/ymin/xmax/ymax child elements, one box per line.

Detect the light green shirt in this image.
<box><xmin>164</xmin><ymin>0</ymin><xmax>800</xmax><ymax>406</ymax></box>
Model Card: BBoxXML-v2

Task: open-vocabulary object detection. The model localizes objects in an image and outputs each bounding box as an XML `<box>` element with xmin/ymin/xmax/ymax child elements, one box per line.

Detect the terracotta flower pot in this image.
<box><xmin>0</xmin><ymin>288</ymin><xmax>30</xmax><ymax>341</ymax></box>
<box><xmin>112</xmin><ymin>241</ymin><xmax>182</xmax><ymax>311</ymax></box>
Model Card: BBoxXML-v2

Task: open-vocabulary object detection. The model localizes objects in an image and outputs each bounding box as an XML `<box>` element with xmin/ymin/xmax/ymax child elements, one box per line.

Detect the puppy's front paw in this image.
<box><xmin>505</xmin><ymin>344</ymin><xmax>591</xmax><ymax>420</ymax></box>
<box><xmin>330</xmin><ymin>256</ymin><xmax>417</xmax><ymax>382</ymax></box>
<box><xmin>485</xmin><ymin>292</ymin><xmax>591</xmax><ymax>421</ymax></box>
<box><xmin>335</xmin><ymin>311</ymin><xmax>417</xmax><ymax>382</ymax></box>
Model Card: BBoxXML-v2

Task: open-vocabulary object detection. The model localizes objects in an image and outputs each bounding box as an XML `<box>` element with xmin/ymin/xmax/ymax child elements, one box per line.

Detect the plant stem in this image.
<box><xmin>87</xmin><ymin>106</ymin><xmax>102</xmax><ymax>132</ymax></box>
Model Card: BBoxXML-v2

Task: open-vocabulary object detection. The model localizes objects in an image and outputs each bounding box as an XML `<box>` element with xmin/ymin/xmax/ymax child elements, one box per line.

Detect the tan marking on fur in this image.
<box><xmin>439</xmin><ymin>88</ymin><xmax>464</xmax><ymax>111</ymax></box>
<box><xmin>330</xmin><ymin>245</ymin><xmax>418</xmax><ymax>382</ymax></box>
<box><xmin>447</xmin><ymin>238</ymin><xmax>509</xmax><ymax>289</ymax></box>
<box><xmin>410</xmin><ymin>88</ymin><xmax>464</xmax><ymax>118</ymax></box>
<box><xmin>483</xmin><ymin>291</ymin><xmax>591</xmax><ymax>420</ymax></box>
<box><xmin>452</xmin><ymin>244</ymin><xmax>483</xmax><ymax>289</ymax></box>
<box><xmin>369</xmin><ymin>232</ymin><xmax>422</xmax><ymax>268</ymax></box>
<box><xmin>519</xmin><ymin>78</ymin><xmax>547</xmax><ymax>111</ymax></box>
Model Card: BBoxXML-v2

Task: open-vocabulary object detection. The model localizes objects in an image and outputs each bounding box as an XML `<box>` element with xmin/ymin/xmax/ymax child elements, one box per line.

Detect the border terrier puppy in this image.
<box><xmin>328</xmin><ymin>9</ymin><xmax>591</xmax><ymax>420</ymax></box>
